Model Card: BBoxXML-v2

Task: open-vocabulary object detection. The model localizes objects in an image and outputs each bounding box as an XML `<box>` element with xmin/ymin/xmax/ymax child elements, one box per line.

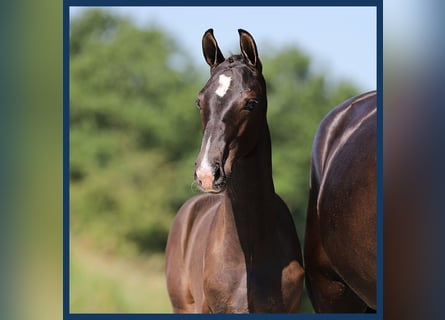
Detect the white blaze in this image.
<box><xmin>200</xmin><ymin>134</ymin><xmax>213</xmax><ymax>174</ymax></box>
<box><xmin>215</xmin><ymin>74</ymin><xmax>232</xmax><ymax>97</ymax></box>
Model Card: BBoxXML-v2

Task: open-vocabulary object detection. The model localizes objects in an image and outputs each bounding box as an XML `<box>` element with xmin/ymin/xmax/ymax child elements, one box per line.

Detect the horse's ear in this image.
<box><xmin>238</xmin><ymin>29</ymin><xmax>262</xmax><ymax>72</ymax></box>
<box><xmin>202</xmin><ymin>29</ymin><xmax>225</xmax><ymax>69</ymax></box>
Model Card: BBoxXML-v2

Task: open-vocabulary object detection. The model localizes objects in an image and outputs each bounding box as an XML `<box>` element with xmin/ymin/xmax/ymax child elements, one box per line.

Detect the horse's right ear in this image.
<box><xmin>202</xmin><ymin>29</ymin><xmax>225</xmax><ymax>69</ymax></box>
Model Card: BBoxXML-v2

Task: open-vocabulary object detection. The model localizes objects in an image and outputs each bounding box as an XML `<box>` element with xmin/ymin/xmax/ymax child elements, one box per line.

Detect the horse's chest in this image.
<box><xmin>203</xmin><ymin>262</ymin><xmax>248</xmax><ymax>313</ymax></box>
<box><xmin>201</xmin><ymin>213</ymin><xmax>294</xmax><ymax>312</ymax></box>
<box><xmin>203</xmin><ymin>257</ymin><xmax>287</xmax><ymax>313</ymax></box>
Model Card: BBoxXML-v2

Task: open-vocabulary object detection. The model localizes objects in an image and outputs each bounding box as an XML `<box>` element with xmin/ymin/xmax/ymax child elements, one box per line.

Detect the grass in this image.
<box><xmin>70</xmin><ymin>237</ymin><xmax>172</xmax><ymax>313</ymax></box>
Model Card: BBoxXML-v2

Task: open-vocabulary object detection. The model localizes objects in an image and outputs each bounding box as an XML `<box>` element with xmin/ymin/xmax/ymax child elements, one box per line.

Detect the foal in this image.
<box><xmin>165</xmin><ymin>29</ymin><xmax>304</xmax><ymax>313</ymax></box>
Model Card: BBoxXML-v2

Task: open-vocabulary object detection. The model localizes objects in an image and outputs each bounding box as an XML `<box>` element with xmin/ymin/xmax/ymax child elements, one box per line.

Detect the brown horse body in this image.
<box><xmin>304</xmin><ymin>91</ymin><xmax>377</xmax><ymax>312</ymax></box>
<box><xmin>165</xmin><ymin>29</ymin><xmax>304</xmax><ymax>313</ymax></box>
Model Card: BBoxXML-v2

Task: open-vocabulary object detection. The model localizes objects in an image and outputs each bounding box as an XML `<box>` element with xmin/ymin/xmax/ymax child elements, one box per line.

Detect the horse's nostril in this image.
<box><xmin>213</xmin><ymin>166</ymin><xmax>221</xmax><ymax>181</ymax></box>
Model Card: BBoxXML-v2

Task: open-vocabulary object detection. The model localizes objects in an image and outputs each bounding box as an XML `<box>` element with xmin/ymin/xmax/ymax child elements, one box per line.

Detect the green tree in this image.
<box><xmin>70</xmin><ymin>9</ymin><xmax>203</xmax><ymax>256</ymax></box>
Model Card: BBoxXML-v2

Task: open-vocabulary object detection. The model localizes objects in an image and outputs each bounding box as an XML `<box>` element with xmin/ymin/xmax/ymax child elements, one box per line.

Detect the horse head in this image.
<box><xmin>194</xmin><ymin>29</ymin><xmax>268</xmax><ymax>193</ymax></box>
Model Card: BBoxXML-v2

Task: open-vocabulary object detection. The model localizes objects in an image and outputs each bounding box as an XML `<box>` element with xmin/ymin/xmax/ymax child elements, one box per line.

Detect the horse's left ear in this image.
<box><xmin>238</xmin><ymin>29</ymin><xmax>262</xmax><ymax>72</ymax></box>
<box><xmin>202</xmin><ymin>29</ymin><xmax>225</xmax><ymax>69</ymax></box>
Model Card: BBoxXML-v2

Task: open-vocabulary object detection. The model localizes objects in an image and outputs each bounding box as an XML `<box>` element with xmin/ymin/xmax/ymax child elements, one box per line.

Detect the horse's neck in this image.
<box><xmin>222</xmin><ymin>123</ymin><xmax>277</xmax><ymax>254</ymax></box>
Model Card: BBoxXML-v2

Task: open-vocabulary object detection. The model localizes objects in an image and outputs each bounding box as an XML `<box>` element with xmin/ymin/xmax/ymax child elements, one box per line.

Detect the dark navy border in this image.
<box><xmin>375</xmin><ymin>0</ymin><xmax>383</xmax><ymax>317</ymax></box>
<box><xmin>63</xmin><ymin>1</ymin><xmax>382</xmax><ymax>319</ymax></box>
<box><xmin>64</xmin><ymin>314</ymin><xmax>378</xmax><ymax>319</ymax></box>
<box><xmin>63</xmin><ymin>0</ymin><xmax>71</xmax><ymax>318</ymax></box>
<box><xmin>65</xmin><ymin>0</ymin><xmax>378</xmax><ymax>6</ymax></box>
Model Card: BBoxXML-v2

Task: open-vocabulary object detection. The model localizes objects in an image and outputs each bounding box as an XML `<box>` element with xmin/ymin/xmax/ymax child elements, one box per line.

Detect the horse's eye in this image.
<box><xmin>244</xmin><ymin>99</ymin><xmax>258</xmax><ymax>111</ymax></box>
<box><xmin>195</xmin><ymin>99</ymin><xmax>201</xmax><ymax>110</ymax></box>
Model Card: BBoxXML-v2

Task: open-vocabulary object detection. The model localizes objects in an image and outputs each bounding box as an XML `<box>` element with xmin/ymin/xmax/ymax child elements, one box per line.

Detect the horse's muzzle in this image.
<box><xmin>195</xmin><ymin>163</ymin><xmax>226</xmax><ymax>193</ymax></box>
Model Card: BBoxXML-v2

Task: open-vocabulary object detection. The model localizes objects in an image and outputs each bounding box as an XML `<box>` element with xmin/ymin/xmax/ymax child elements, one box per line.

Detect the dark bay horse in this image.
<box><xmin>165</xmin><ymin>29</ymin><xmax>304</xmax><ymax>313</ymax></box>
<box><xmin>304</xmin><ymin>91</ymin><xmax>377</xmax><ymax>312</ymax></box>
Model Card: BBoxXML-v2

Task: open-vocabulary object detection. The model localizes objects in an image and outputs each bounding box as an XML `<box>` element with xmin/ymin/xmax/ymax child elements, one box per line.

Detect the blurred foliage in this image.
<box><xmin>70</xmin><ymin>9</ymin><xmax>360</xmax><ymax>312</ymax></box>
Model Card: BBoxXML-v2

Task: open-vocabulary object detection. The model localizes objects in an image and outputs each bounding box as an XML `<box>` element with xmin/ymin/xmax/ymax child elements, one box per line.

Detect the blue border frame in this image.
<box><xmin>65</xmin><ymin>0</ymin><xmax>378</xmax><ymax>6</ymax></box>
<box><xmin>375</xmin><ymin>0</ymin><xmax>383</xmax><ymax>316</ymax></box>
<box><xmin>63</xmin><ymin>1</ymin><xmax>383</xmax><ymax>319</ymax></box>
<box><xmin>63</xmin><ymin>1</ymin><xmax>70</xmax><ymax>318</ymax></box>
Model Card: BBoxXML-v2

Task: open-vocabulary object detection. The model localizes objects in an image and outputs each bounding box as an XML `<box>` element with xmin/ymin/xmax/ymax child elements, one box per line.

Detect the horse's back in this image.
<box><xmin>165</xmin><ymin>193</ymin><xmax>222</xmax><ymax>312</ymax></box>
<box><xmin>312</xmin><ymin>91</ymin><xmax>376</xmax><ymax>184</ymax></box>
<box><xmin>305</xmin><ymin>91</ymin><xmax>377</xmax><ymax>311</ymax></box>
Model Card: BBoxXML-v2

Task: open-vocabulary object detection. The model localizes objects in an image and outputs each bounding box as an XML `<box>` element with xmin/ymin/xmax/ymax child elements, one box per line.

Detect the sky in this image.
<box><xmin>70</xmin><ymin>6</ymin><xmax>377</xmax><ymax>91</ymax></box>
